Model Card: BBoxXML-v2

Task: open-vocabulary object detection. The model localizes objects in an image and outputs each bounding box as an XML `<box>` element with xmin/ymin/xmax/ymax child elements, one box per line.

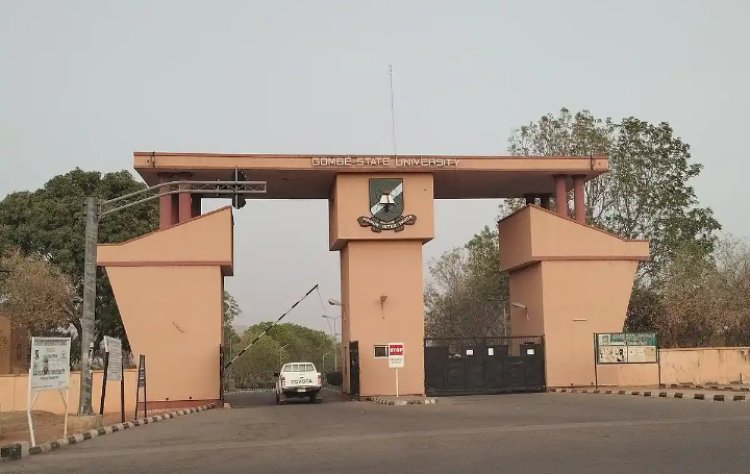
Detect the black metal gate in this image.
<box><xmin>349</xmin><ymin>341</ymin><xmax>360</xmax><ymax>397</ymax></box>
<box><xmin>424</xmin><ymin>336</ymin><xmax>545</xmax><ymax>396</ymax></box>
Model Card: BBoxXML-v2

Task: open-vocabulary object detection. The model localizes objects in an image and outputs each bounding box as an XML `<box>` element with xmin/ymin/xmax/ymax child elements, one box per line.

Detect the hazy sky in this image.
<box><xmin>1</xmin><ymin>1</ymin><xmax>747</xmax><ymax>334</ymax></box>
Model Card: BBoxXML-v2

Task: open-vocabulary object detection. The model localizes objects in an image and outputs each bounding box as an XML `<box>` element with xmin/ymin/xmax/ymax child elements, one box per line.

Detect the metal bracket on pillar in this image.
<box><xmin>99</xmin><ymin>180</ymin><xmax>267</xmax><ymax>217</ymax></box>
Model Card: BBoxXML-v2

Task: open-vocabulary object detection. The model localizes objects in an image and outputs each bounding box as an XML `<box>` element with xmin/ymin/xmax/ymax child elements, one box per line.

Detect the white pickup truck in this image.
<box><xmin>274</xmin><ymin>362</ymin><xmax>323</xmax><ymax>404</ymax></box>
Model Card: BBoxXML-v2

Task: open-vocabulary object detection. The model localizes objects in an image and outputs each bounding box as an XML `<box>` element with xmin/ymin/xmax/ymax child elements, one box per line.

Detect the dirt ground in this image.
<box><xmin>0</xmin><ymin>408</ymin><xmax>171</xmax><ymax>446</ymax></box>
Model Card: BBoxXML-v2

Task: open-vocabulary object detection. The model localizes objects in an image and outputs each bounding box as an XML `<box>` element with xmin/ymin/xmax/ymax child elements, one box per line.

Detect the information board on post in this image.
<box><xmin>595</xmin><ymin>332</ymin><xmax>657</xmax><ymax>364</ymax></box>
<box><xmin>28</xmin><ymin>337</ymin><xmax>72</xmax><ymax>446</ymax></box>
<box><xmin>104</xmin><ymin>336</ymin><xmax>123</xmax><ymax>382</ymax></box>
<box><xmin>30</xmin><ymin>337</ymin><xmax>71</xmax><ymax>391</ymax></box>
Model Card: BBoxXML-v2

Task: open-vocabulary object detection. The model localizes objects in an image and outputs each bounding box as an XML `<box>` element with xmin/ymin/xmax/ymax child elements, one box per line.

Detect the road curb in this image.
<box><xmin>661</xmin><ymin>383</ymin><xmax>750</xmax><ymax>392</ymax></box>
<box><xmin>1</xmin><ymin>403</ymin><xmax>217</xmax><ymax>463</ymax></box>
<box><xmin>548</xmin><ymin>387</ymin><xmax>748</xmax><ymax>403</ymax></box>
<box><xmin>368</xmin><ymin>397</ymin><xmax>437</xmax><ymax>406</ymax></box>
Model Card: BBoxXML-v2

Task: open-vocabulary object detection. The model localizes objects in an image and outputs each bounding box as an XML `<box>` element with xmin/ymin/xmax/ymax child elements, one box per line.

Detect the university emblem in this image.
<box><xmin>357</xmin><ymin>178</ymin><xmax>417</xmax><ymax>232</ymax></box>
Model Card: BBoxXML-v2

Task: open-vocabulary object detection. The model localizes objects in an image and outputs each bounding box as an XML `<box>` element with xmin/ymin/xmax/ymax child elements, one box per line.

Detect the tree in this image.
<box><xmin>425</xmin><ymin>226</ymin><xmax>509</xmax><ymax>339</ymax></box>
<box><xmin>223</xmin><ymin>291</ymin><xmax>241</xmax><ymax>328</ymax></box>
<box><xmin>633</xmin><ymin>237</ymin><xmax>750</xmax><ymax>348</ymax></box>
<box><xmin>507</xmin><ymin>108</ymin><xmax>721</xmax><ymax>281</ymax></box>
<box><xmin>227</xmin><ymin>323</ymin><xmax>335</xmax><ymax>389</ymax></box>
<box><xmin>0</xmin><ymin>168</ymin><xmax>158</xmax><ymax>353</ymax></box>
<box><xmin>0</xmin><ymin>249</ymin><xmax>74</xmax><ymax>335</ymax></box>
<box><xmin>222</xmin><ymin>291</ymin><xmax>242</xmax><ymax>380</ymax></box>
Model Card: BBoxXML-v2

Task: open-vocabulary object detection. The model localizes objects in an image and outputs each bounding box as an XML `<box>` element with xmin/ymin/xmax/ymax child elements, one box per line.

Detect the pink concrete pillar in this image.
<box><xmin>178</xmin><ymin>184</ymin><xmax>192</xmax><ymax>223</ymax></box>
<box><xmin>159</xmin><ymin>174</ymin><xmax>177</xmax><ymax>230</ymax></box>
<box><xmin>554</xmin><ymin>175</ymin><xmax>568</xmax><ymax>217</ymax></box>
<box><xmin>573</xmin><ymin>175</ymin><xmax>586</xmax><ymax>223</ymax></box>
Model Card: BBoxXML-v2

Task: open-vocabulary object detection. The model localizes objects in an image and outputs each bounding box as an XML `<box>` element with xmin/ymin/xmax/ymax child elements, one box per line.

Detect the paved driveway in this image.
<box><xmin>6</xmin><ymin>390</ymin><xmax>750</xmax><ymax>473</ymax></box>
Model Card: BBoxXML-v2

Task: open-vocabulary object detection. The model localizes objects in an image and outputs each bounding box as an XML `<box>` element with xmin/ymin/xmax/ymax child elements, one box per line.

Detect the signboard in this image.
<box><xmin>30</xmin><ymin>337</ymin><xmax>71</xmax><ymax>391</ymax></box>
<box><xmin>595</xmin><ymin>332</ymin><xmax>657</xmax><ymax>364</ymax></box>
<box><xmin>104</xmin><ymin>336</ymin><xmax>123</xmax><ymax>382</ymax></box>
<box><xmin>137</xmin><ymin>354</ymin><xmax>146</xmax><ymax>387</ymax></box>
<box><xmin>28</xmin><ymin>337</ymin><xmax>72</xmax><ymax>446</ymax></box>
<box><xmin>388</xmin><ymin>342</ymin><xmax>404</xmax><ymax>369</ymax></box>
<box><xmin>311</xmin><ymin>156</ymin><xmax>460</xmax><ymax>168</ymax></box>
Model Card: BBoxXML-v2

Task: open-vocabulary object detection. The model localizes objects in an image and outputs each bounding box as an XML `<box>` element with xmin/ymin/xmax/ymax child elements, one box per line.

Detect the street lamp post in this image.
<box><xmin>278</xmin><ymin>344</ymin><xmax>289</xmax><ymax>368</ymax></box>
<box><xmin>326</xmin><ymin>298</ymin><xmax>344</xmax><ymax>370</ymax></box>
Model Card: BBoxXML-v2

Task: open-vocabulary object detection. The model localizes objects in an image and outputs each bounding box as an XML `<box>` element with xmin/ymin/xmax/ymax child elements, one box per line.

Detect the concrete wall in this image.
<box><xmin>106</xmin><ymin>266</ymin><xmax>223</xmax><ymax>403</ymax></box>
<box><xmin>341</xmin><ymin>240</ymin><xmax>425</xmax><ymax>397</ymax></box>
<box><xmin>541</xmin><ymin>259</ymin><xmax>642</xmax><ymax>387</ymax></box>
<box><xmin>0</xmin><ymin>370</ymin><xmax>138</xmax><ymax>414</ymax></box>
<box><xmin>99</xmin><ymin>207</ymin><xmax>232</xmax><ymax>405</ymax></box>
<box><xmin>659</xmin><ymin>347</ymin><xmax>750</xmax><ymax>386</ymax></box>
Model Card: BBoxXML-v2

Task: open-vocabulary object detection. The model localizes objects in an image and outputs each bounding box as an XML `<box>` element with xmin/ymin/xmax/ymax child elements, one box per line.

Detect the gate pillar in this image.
<box><xmin>98</xmin><ymin>207</ymin><xmax>233</xmax><ymax>408</ymax></box>
<box><xmin>498</xmin><ymin>206</ymin><xmax>650</xmax><ymax>388</ymax></box>
<box><xmin>330</xmin><ymin>173</ymin><xmax>434</xmax><ymax>398</ymax></box>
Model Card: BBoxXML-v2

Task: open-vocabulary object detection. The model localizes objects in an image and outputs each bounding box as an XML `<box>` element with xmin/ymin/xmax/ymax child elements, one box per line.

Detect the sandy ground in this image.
<box><xmin>1</xmin><ymin>408</ymin><xmax>171</xmax><ymax>446</ymax></box>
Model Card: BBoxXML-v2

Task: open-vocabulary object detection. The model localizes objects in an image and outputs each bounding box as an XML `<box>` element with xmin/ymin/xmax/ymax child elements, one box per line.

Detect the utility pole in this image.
<box><xmin>278</xmin><ymin>344</ymin><xmax>289</xmax><ymax>368</ymax></box>
<box><xmin>78</xmin><ymin>196</ymin><xmax>98</xmax><ymax>416</ymax></box>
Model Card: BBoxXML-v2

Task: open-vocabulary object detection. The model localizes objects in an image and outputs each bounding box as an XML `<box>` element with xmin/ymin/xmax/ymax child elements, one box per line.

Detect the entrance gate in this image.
<box><xmin>349</xmin><ymin>341</ymin><xmax>360</xmax><ymax>397</ymax></box>
<box><xmin>424</xmin><ymin>336</ymin><xmax>545</xmax><ymax>396</ymax></box>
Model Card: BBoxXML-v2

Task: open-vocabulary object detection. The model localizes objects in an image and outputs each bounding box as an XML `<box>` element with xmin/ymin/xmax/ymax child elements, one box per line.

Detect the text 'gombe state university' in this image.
<box><xmin>311</xmin><ymin>156</ymin><xmax>461</xmax><ymax>167</ymax></box>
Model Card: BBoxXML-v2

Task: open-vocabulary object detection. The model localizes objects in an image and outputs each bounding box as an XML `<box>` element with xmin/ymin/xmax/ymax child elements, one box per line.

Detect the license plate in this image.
<box><xmin>297</xmin><ymin>388</ymin><xmax>306</xmax><ymax>392</ymax></box>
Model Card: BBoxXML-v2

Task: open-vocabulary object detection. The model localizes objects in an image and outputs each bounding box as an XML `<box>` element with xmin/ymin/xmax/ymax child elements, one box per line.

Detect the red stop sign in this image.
<box><xmin>388</xmin><ymin>344</ymin><xmax>404</xmax><ymax>356</ymax></box>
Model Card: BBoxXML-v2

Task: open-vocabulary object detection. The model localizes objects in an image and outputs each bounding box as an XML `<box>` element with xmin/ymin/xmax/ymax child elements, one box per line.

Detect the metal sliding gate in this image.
<box><xmin>424</xmin><ymin>336</ymin><xmax>545</xmax><ymax>396</ymax></box>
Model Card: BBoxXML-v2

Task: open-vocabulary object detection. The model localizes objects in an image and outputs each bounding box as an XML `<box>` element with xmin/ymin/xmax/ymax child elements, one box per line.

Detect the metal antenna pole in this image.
<box><xmin>389</xmin><ymin>64</ymin><xmax>398</xmax><ymax>156</ymax></box>
<box><xmin>78</xmin><ymin>196</ymin><xmax>98</xmax><ymax>416</ymax></box>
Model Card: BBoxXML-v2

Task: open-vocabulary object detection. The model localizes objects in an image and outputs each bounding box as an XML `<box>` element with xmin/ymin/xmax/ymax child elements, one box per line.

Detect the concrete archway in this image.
<box><xmin>98</xmin><ymin>152</ymin><xmax>647</xmax><ymax>406</ymax></box>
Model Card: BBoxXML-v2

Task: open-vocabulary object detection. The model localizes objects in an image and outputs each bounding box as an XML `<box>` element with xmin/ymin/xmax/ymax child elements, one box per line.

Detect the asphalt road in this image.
<box><xmin>6</xmin><ymin>390</ymin><xmax>750</xmax><ymax>473</ymax></box>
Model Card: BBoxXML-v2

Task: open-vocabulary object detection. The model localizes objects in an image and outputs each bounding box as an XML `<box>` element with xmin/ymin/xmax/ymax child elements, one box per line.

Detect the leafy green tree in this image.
<box><xmin>222</xmin><ymin>290</ymin><xmax>242</xmax><ymax>383</ymax></box>
<box><xmin>505</xmin><ymin>108</ymin><xmax>723</xmax><ymax>340</ymax></box>
<box><xmin>507</xmin><ymin>108</ymin><xmax>721</xmax><ymax>281</ymax></box>
<box><xmin>227</xmin><ymin>323</ymin><xmax>335</xmax><ymax>389</ymax></box>
<box><xmin>425</xmin><ymin>226</ymin><xmax>509</xmax><ymax>339</ymax></box>
<box><xmin>223</xmin><ymin>291</ymin><xmax>241</xmax><ymax>328</ymax></box>
<box><xmin>0</xmin><ymin>168</ymin><xmax>158</xmax><ymax>353</ymax></box>
<box><xmin>230</xmin><ymin>332</ymin><xmax>282</xmax><ymax>388</ymax></box>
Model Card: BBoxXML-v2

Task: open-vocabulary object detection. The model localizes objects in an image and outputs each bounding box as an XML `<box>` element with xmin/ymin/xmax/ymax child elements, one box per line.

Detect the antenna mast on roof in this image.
<box><xmin>386</xmin><ymin>2</ymin><xmax>398</xmax><ymax>157</ymax></box>
<box><xmin>389</xmin><ymin>63</ymin><xmax>398</xmax><ymax>157</ymax></box>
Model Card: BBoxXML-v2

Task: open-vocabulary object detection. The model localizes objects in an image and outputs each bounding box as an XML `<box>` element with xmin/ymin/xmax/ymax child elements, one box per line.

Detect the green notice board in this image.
<box><xmin>595</xmin><ymin>332</ymin><xmax>657</xmax><ymax>364</ymax></box>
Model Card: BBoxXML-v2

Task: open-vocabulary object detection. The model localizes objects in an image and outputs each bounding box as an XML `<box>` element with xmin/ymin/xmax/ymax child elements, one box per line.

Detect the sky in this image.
<box><xmin>1</xmin><ymin>1</ymin><xmax>747</xmax><ymax>335</ymax></box>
